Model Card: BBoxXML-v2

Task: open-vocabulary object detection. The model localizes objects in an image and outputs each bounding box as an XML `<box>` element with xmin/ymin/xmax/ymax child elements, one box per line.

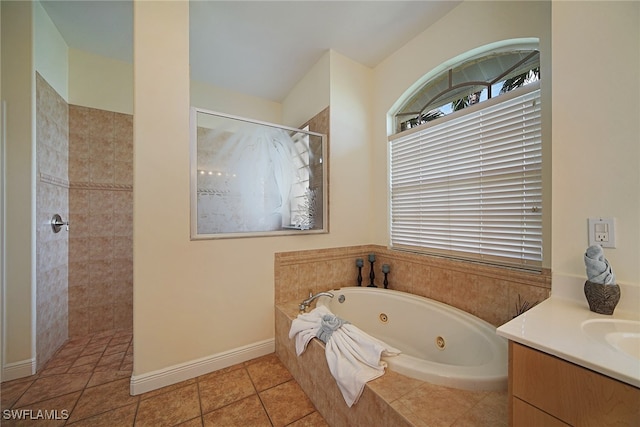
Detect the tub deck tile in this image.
<box><xmin>277</xmin><ymin>302</ymin><xmax>508</xmax><ymax>427</ymax></box>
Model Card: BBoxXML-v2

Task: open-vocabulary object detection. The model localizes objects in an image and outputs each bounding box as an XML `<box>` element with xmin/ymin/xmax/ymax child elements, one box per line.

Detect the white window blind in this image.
<box><xmin>390</xmin><ymin>85</ymin><xmax>542</xmax><ymax>268</ymax></box>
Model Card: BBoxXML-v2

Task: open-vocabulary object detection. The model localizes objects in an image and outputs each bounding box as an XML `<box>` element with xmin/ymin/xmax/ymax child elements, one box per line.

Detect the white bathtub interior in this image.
<box><xmin>317</xmin><ymin>287</ymin><xmax>508</xmax><ymax>391</ymax></box>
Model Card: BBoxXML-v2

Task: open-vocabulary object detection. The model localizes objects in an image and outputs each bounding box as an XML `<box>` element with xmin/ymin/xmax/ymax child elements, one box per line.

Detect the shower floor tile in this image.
<box><xmin>0</xmin><ymin>329</ymin><xmax>328</xmax><ymax>426</ymax></box>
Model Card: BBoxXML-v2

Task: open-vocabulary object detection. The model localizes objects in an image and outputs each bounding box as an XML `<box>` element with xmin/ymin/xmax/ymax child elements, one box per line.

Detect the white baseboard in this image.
<box><xmin>130</xmin><ymin>338</ymin><xmax>275</xmax><ymax>395</ymax></box>
<box><xmin>2</xmin><ymin>358</ymin><xmax>36</xmax><ymax>382</ymax></box>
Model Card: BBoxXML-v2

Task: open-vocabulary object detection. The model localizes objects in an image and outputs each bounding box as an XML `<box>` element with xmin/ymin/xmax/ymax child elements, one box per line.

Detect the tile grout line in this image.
<box><xmin>63</xmin><ymin>330</ymin><xmax>122</xmax><ymax>425</ymax></box>
<box><xmin>11</xmin><ymin>330</ymin><xmax>135</xmax><ymax>425</ymax></box>
<box><xmin>194</xmin><ymin>369</ymin><xmax>205</xmax><ymax>426</ymax></box>
<box><xmin>4</xmin><ymin>335</ymin><xmax>325</xmax><ymax>426</ymax></box>
<box><xmin>244</xmin><ymin>365</ymin><xmax>276</xmax><ymax>426</ymax></box>
<box><xmin>6</xmin><ymin>335</ymin><xmax>92</xmax><ymax>411</ymax></box>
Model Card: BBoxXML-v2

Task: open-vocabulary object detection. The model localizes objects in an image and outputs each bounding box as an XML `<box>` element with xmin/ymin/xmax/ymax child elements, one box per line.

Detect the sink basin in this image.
<box><xmin>581</xmin><ymin>319</ymin><xmax>640</xmax><ymax>360</ymax></box>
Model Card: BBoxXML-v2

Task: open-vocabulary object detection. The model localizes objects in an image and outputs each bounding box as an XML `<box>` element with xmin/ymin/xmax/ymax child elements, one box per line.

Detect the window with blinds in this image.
<box><xmin>390</xmin><ymin>83</ymin><xmax>542</xmax><ymax>269</ymax></box>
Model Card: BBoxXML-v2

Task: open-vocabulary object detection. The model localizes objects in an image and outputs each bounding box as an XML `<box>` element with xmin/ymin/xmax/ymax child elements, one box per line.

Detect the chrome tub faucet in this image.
<box><xmin>299</xmin><ymin>291</ymin><xmax>334</xmax><ymax>313</ymax></box>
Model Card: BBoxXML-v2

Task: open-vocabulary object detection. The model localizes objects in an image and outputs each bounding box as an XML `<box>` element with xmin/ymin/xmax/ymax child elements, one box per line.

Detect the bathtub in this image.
<box><xmin>316</xmin><ymin>287</ymin><xmax>507</xmax><ymax>391</ymax></box>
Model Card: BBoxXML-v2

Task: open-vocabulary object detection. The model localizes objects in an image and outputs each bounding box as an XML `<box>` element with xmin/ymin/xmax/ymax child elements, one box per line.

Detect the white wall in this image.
<box><xmin>551</xmin><ymin>1</ymin><xmax>639</xmax><ymax>288</ymax></box>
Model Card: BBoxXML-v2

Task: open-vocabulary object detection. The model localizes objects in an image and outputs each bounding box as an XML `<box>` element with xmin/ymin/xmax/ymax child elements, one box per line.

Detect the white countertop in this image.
<box><xmin>497</xmin><ymin>296</ymin><xmax>640</xmax><ymax>388</ymax></box>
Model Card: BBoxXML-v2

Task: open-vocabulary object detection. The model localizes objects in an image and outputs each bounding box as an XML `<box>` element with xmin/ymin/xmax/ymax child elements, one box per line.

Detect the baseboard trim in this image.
<box><xmin>130</xmin><ymin>338</ymin><xmax>275</xmax><ymax>395</ymax></box>
<box><xmin>2</xmin><ymin>358</ymin><xmax>36</xmax><ymax>382</ymax></box>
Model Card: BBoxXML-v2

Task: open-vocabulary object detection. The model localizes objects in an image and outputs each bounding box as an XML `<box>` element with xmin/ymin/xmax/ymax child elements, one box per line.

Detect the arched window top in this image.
<box><xmin>394</xmin><ymin>48</ymin><xmax>540</xmax><ymax>132</ymax></box>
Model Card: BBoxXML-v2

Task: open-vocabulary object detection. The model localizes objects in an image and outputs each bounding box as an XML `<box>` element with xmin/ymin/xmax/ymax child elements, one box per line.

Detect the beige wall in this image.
<box><xmin>190</xmin><ymin>79</ymin><xmax>282</xmax><ymax>124</ymax></box>
<box><xmin>1</xmin><ymin>1</ymin><xmax>36</xmax><ymax>376</ymax></box>
<box><xmin>282</xmin><ymin>51</ymin><xmax>330</xmax><ymax>129</ymax></box>
<box><xmin>34</xmin><ymin>1</ymin><xmax>68</xmax><ymax>101</ymax></box>
<box><xmin>133</xmin><ymin>2</ymin><xmax>374</xmax><ymax>376</ymax></box>
<box><xmin>551</xmin><ymin>1</ymin><xmax>639</xmax><ymax>287</ymax></box>
<box><xmin>371</xmin><ymin>1</ymin><xmax>553</xmax><ymax>268</ymax></box>
<box><xmin>69</xmin><ymin>49</ymin><xmax>133</xmax><ymax>115</ymax></box>
<box><xmin>5</xmin><ymin>0</ymin><xmax>638</xmax><ymax>384</ymax></box>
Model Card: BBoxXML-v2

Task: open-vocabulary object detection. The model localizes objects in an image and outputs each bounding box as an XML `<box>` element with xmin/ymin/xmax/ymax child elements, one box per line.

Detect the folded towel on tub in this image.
<box><xmin>289</xmin><ymin>305</ymin><xmax>400</xmax><ymax>407</ymax></box>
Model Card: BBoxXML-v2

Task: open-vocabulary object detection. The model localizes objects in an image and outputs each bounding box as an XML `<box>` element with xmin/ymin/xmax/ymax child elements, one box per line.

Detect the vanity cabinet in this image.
<box><xmin>509</xmin><ymin>341</ymin><xmax>640</xmax><ymax>427</ymax></box>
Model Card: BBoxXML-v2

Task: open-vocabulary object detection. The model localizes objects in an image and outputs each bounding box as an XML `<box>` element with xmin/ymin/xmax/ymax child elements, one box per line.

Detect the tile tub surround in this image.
<box><xmin>275</xmin><ymin>245</ymin><xmax>551</xmax><ymax>327</ymax></box>
<box><xmin>275</xmin><ymin>302</ymin><xmax>508</xmax><ymax>426</ymax></box>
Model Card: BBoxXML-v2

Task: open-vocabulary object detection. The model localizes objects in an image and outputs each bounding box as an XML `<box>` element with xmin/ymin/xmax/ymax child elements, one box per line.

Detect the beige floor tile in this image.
<box><xmin>135</xmin><ymin>384</ymin><xmax>200</xmax><ymax>427</ymax></box>
<box><xmin>174</xmin><ymin>416</ymin><xmax>203</xmax><ymax>427</ymax></box>
<box><xmin>79</xmin><ymin>342</ymin><xmax>108</xmax><ymax>357</ymax></box>
<box><xmin>43</xmin><ymin>352</ymin><xmax>78</xmax><ymax>369</ymax></box>
<box><xmin>67</xmin><ymin>377</ymin><xmax>138</xmax><ymax>423</ymax></box>
<box><xmin>202</xmin><ymin>395</ymin><xmax>271</xmax><ymax>427</ymax></box>
<box><xmin>2</xmin><ymin>330</ymin><xmax>331</xmax><ymax>427</ymax></box>
<box><xmin>71</xmin><ymin>352</ymin><xmax>102</xmax><ymax>368</ymax></box>
<box><xmin>97</xmin><ymin>351</ymin><xmax>125</xmax><ymax>367</ymax></box>
<box><xmin>38</xmin><ymin>365</ymin><xmax>71</xmax><ymax>377</ymax></box>
<box><xmin>13</xmin><ymin>373</ymin><xmax>91</xmax><ymax>408</ymax></box>
<box><xmin>66</xmin><ymin>364</ymin><xmax>95</xmax><ymax>374</ymax></box>
<box><xmin>198</xmin><ymin>368</ymin><xmax>256</xmax><ymax>414</ymax></box>
<box><xmin>245</xmin><ymin>353</ymin><xmax>293</xmax><ymax>391</ymax></box>
<box><xmin>109</xmin><ymin>333</ymin><xmax>133</xmax><ymax>346</ymax></box>
<box><xmin>86</xmin><ymin>369</ymin><xmax>133</xmax><ymax>388</ymax></box>
<box><xmin>104</xmin><ymin>342</ymin><xmax>129</xmax><ymax>356</ymax></box>
<box><xmin>259</xmin><ymin>380</ymin><xmax>316</xmax><ymax>427</ymax></box>
<box><xmin>287</xmin><ymin>411</ymin><xmax>330</xmax><ymax>427</ymax></box>
<box><xmin>65</xmin><ymin>403</ymin><xmax>137</xmax><ymax>427</ymax></box>
<box><xmin>6</xmin><ymin>392</ymin><xmax>81</xmax><ymax>427</ymax></box>
<box><xmin>140</xmin><ymin>379</ymin><xmax>197</xmax><ymax>401</ymax></box>
<box><xmin>1</xmin><ymin>379</ymin><xmax>36</xmax><ymax>411</ymax></box>
<box><xmin>62</xmin><ymin>336</ymin><xmax>92</xmax><ymax>349</ymax></box>
<box><xmin>94</xmin><ymin>361</ymin><xmax>123</xmax><ymax>373</ymax></box>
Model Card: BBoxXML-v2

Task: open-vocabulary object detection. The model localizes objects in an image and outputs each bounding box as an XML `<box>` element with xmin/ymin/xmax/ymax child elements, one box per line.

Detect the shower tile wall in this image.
<box><xmin>36</xmin><ymin>73</ymin><xmax>69</xmax><ymax>369</ymax></box>
<box><xmin>68</xmin><ymin>105</ymin><xmax>133</xmax><ymax>337</ymax></box>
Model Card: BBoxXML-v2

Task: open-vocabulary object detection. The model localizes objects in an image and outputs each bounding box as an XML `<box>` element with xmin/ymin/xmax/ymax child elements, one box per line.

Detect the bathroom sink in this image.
<box><xmin>581</xmin><ymin>319</ymin><xmax>640</xmax><ymax>360</ymax></box>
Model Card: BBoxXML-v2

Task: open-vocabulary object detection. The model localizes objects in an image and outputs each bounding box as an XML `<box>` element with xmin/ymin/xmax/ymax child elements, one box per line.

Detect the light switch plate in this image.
<box><xmin>588</xmin><ymin>217</ymin><xmax>616</xmax><ymax>248</ymax></box>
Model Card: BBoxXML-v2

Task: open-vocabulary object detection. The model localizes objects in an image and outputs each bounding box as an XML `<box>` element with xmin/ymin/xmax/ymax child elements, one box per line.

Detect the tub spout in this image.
<box><xmin>299</xmin><ymin>291</ymin><xmax>334</xmax><ymax>313</ymax></box>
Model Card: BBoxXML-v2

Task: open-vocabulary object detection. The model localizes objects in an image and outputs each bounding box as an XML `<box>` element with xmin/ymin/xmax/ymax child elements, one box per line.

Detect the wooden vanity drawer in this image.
<box><xmin>510</xmin><ymin>341</ymin><xmax>640</xmax><ymax>426</ymax></box>
<box><xmin>513</xmin><ymin>397</ymin><xmax>569</xmax><ymax>427</ymax></box>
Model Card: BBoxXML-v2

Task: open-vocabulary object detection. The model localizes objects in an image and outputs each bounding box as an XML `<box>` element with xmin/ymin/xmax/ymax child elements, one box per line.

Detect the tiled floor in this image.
<box><xmin>1</xmin><ymin>330</ymin><xmax>328</xmax><ymax>426</ymax></box>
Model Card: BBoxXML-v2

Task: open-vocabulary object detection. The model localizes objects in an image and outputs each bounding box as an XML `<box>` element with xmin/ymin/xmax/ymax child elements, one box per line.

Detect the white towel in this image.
<box><xmin>289</xmin><ymin>305</ymin><xmax>400</xmax><ymax>407</ymax></box>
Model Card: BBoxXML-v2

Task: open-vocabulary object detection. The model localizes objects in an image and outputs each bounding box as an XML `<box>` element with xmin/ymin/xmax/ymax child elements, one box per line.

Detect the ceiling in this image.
<box><xmin>41</xmin><ymin>1</ymin><xmax>460</xmax><ymax>102</ymax></box>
